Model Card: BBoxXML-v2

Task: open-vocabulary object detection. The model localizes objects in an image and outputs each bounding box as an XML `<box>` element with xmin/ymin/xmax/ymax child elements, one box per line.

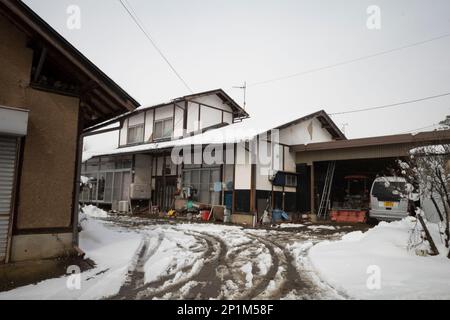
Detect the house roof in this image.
<box><xmin>84</xmin><ymin>88</ymin><xmax>249</xmax><ymax>133</ymax></box>
<box><xmin>83</xmin><ymin>110</ymin><xmax>343</xmax><ymax>161</ymax></box>
<box><xmin>0</xmin><ymin>0</ymin><xmax>140</xmax><ymax>127</ymax></box>
<box><xmin>276</xmin><ymin>110</ymin><xmax>346</xmax><ymax>140</ymax></box>
<box><xmin>291</xmin><ymin>129</ymin><xmax>450</xmax><ymax>152</ymax></box>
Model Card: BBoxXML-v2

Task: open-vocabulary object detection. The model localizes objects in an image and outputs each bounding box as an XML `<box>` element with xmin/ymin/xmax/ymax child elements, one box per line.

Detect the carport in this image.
<box><xmin>292</xmin><ymin>130</ymin><xmax>450</xmax><ymax>216</ymax></box>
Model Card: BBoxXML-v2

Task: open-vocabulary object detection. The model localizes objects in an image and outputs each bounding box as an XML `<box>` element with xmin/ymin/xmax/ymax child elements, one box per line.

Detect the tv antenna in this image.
<box><xmin>233</xmin><ymin>81</ymin><xmax>247</xmax><ymax>110</ymax></box>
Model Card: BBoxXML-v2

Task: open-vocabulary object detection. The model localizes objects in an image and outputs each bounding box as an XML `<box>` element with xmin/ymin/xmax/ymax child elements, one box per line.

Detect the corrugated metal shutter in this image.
<box><xmin>0</xmin><ymin>136</ymin><xmax>17</xmax><ymax>263</ymax></box>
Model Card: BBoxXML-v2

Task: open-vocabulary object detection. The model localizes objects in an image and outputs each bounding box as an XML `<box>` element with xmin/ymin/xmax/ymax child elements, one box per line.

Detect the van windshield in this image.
<box><xmin>372</xmin><ymin>181</ymin><xmax>405</xmax><ymax>202</ymax></box>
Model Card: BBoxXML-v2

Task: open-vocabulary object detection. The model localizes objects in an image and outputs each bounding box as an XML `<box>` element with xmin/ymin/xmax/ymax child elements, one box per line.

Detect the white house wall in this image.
<box><xmin>128</xmin><ymin>112</ymin><xmax>145</xmax><ymax>126</ymax></box>
<box><xmin>144</xmin><ymin>111</ymin><xmax>154</xmax><ymax>142</ymax></box>
<box><xmin>223</xmin><ymin>112</ymin><xmax>233</xmax><ymax>125</ymax></box>
<box><xmin>200</xmin><ymin>105</ymin><xmax>222</xmax><ymax>128</ymax></box>
<box><xmin>187</xmin><ymin>102</ymin><xmax>199</xmax><ymax>133</ymax></box>
<box><xmin>155</xmin><ymin>105</ymin><xmax>174</xmax><ymax>121</ymax></box>
<box><xmin>279</xmin><ymin>117</ymin><xmax>333</xmax><ymax>145</ymax></box>
<box><xmin>234</xmin><ymin>143</ymin><xmax>251</xmax><ymax>189</ymax></box>
<box><xmin>190</xmin><ymin>95</ymin><xmax>234</xmax><ymax>112</ymax></box>
<box><xmin>119</xmin><ymin>119</ymin><xmax>128</xmax><ymax>146</ymax></box>
<box><xmin>174</xmin><ymin>106</ymin><xmax>184</xmax><ymax>136</ymax></box>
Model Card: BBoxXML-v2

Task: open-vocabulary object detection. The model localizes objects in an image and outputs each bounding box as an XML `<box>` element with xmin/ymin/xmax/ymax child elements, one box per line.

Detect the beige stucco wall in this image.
<box><xmin>0</xmin><ymin>15</ymin><xmax>79</xmax><ymax>238</ymax></box>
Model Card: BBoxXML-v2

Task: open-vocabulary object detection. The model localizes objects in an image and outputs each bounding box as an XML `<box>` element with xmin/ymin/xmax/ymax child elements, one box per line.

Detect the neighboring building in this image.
<box><xmin>0</xmin><ymin>1</ymin><xmax>139</xmax><ymax>263</ymax></box>
<box><xmin>81</xmin><ymin>89</ymin><xmax>345</xmax><ymax>223</ymax></box>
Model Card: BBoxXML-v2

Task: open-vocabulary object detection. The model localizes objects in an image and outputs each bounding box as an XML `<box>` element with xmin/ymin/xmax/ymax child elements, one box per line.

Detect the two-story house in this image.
<box><xmin>82</xmin><ymin>89</ymin><xmax>345</xmax><ymax>223</ymax></box>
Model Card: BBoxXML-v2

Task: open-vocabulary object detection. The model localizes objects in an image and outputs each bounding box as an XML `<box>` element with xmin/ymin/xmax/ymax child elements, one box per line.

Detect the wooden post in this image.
<box><xmin>310</xmin><ymin>162</ymin><xmax>315</xmax><ymax>215</ymax></box>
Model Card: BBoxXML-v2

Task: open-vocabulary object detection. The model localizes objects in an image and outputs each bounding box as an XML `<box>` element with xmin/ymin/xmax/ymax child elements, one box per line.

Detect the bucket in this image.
<box><xmin>201</xmin><ymin>210</ymin><xmax>210</xmax><ymax>221</ymax></box>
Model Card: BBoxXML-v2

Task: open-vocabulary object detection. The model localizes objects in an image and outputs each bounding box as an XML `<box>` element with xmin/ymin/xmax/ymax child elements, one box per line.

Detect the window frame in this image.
<box><xmin>127</xmin><ymin>123</ymin><xmax>144</xmax><ymax>145</ymax></box>
<box><xmin>154</xmin><ymin>117</ymin><xmax>173</xmax><ymax>140</ymax></box>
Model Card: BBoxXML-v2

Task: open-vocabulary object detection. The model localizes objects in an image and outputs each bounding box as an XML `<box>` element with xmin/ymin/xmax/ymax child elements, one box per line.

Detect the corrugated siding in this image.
<box><xmin>0</xmin><ymin>136</ymin><xmax>17</xmax><ymax>262</ymax></box>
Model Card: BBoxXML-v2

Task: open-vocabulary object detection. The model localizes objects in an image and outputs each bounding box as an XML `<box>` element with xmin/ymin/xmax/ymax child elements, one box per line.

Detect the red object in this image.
<box><xmin>201</xmin><ymin>210</ymin><xmax>211</xmax><ymax>221</ymax></box>
<box><xmin>330</xmin><ymin>210</ymin><xmax>367</xmax><ymax>223</ymax></box>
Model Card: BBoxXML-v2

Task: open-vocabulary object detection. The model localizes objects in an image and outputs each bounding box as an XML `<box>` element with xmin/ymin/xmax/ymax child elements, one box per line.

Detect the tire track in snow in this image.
<box><xmin>110</xmin><ymin>233</ymin><xmax>164</xmax><ymax>299</ymax></box>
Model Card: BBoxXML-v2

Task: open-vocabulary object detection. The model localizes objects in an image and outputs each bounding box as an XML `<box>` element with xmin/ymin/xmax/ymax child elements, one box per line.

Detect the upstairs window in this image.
<box><xmin>127</xmin><ymin>123</ymin><xmax>144</xmax><ymax>145</ymax></box>
<box><xmin>154</xmin><ymin>118</ymin><xmax>173</xmax><ymax>140</ymax></box>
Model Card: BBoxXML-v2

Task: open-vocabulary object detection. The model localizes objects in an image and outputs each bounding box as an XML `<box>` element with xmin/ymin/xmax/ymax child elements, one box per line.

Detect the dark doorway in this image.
<box><xmin>155</xmin><ymin>176</ymin><xmax>177</xmax><ymax>211</ymax></box>
<box><xmin>296</xmin><ymin>163</ymin><xmax>311</xmax><ymax>213</ymax></box>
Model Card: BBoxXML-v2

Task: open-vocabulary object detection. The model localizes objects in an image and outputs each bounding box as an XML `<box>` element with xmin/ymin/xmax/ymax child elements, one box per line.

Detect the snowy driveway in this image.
<box><xmin>0</xmin><ymin>215</ymin><xmax>365</xmax><ymax>300</ymax></box>
<box><xmin>104</xmin><ymin>216</ymin><xmax>358</xmax><ymax>300</ymax></box>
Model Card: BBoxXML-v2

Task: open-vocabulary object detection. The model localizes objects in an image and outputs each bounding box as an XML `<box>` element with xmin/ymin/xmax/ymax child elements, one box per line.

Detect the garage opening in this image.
<box><xmin>314</xmin><ymin>157</ymin><xmax>403</xmax><ymax>214</ymax></box>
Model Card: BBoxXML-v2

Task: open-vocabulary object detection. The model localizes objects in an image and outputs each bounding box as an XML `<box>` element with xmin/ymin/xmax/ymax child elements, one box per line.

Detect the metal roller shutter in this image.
<box><xmin>0</xmin><ymin>136</ymin><xmax>17</xmax><ymax>263</ymax></box>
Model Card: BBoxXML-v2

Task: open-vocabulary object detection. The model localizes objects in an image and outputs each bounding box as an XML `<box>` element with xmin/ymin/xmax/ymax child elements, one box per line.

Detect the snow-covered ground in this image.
<box><xmin>2</xmin><ymin>210</ymin><xmax>447</xmax><ymax>300</ymax></box>
<box><xmin>309</xmin><ymin>217</ymin><xmax>450</xmax><ymax>300</ymax></box>
<box><xmin>0</xmin><ymin>210</ymin><xmax>142</xmax><ymax>300</ymax></box>
<box><xmin>0</xmin><ymin>212</ymin><xmax>352</xmax><ymax>300</ymax></box>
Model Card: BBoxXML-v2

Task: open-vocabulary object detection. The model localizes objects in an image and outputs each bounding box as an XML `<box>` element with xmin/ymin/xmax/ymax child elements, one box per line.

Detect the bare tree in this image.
<box><xmin>398</xmin><ymin>125</ymin><xmax>450</xmax><ymax>258</ymax></box>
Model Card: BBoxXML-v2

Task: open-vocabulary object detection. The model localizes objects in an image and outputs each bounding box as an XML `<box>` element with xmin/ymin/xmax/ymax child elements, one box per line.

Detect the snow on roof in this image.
<box><xmin>82</xmin><ymin>110</ymin><xmax>339</xmax><ymax>161</ymax></box>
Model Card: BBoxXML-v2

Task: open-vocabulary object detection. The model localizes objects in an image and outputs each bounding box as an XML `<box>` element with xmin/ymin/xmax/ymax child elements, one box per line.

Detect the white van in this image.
<box><xmin>369</xmin><ymin>177</ymin><xmax>409</xmax><ymax>221</ymax></box>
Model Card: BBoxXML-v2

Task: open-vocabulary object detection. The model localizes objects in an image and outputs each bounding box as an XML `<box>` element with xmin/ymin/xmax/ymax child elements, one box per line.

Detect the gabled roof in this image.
<box><xmin>276</xmin><ymin>110</ymin><xmax>346</xmax><ymax>140</ymax></box>
<box><xmin>85</xmin><ymin>88</ymin><xmax>248</xmax><ymax>132</ymax></box>
<box><xmin>181</xmin><ymin>89</ymin><xmax>249</xmax><ymax>119</ymax></box>
<box><xmin>0</xmin><ymin>0</ymin><xmax>140</xmax><ymax>127</ymax></box>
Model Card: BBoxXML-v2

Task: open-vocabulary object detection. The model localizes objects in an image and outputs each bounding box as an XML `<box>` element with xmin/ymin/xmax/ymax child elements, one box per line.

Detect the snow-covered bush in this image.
<box><xmin>398</xmin><ymin>141</ymin><xmax>450</xmax><ymax>258</ymax></box>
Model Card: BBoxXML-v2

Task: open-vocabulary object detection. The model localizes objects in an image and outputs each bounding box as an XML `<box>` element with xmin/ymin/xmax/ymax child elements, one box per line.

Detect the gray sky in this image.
<box><xmin>24</xmin><ymin>0</ymin><xmax>450</xmax><ymax>151</ymax></box>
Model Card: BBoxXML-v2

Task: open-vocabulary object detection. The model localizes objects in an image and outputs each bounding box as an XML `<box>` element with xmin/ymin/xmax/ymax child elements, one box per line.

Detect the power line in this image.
<box><xmin>118</xmin><ymin>0</ymin><xmax>194</xmax><ymax>93</ymax></box>
<box><xmin>402</xmin><ymin>123</ymin><xmax>441</xmax><ymax>134</ymax></box>
<box><xmin>329</xmin><ymin>92</ymin><xmax>450</xmax><ymax>116</ymax></box>
<box><xmin>248</xmin><ymin>33</ymin><xmax>450</xmax><ymax>87</ymax></box>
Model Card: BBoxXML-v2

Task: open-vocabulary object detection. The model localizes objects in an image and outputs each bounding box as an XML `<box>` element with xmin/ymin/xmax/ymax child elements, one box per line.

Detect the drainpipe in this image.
<box><xmin>72</xmin><ymin>111</ymin><xmax>84</xmax><ymax>251</ymax></box>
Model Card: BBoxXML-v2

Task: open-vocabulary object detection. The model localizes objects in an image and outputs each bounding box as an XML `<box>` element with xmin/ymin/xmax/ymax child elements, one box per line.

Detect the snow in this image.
<box><xmin>82</xmin><ymin>205</ymin><xmax>109</xmax><ymax>218</ymax></box>
<box><xmin>309</xmin><ymin>217</ymin><xmax>450</xmax><ymax>299</ymax></box>
<box><xmin>142</xmin><ymin>228</ymin><xmax>203</xmax><ymax>284</ymax></box>
<box><xmin>308</xmin><ymin>225</ymin><xmax>336</xmax><ymax>231</ymax></box>
<box><xmin>240</xmin><ymin>262</ymin><xmax>254</xmax><ymax>288</ymax></box>
<box><xmin>0</xmin><ymin>215</ymin><xmax>142</xmax><ymax>300</ymax></box>
<box><xmin>279</xmin><ymin>223</ymin><xmax>305</xmax><ymax>229</ymax></box>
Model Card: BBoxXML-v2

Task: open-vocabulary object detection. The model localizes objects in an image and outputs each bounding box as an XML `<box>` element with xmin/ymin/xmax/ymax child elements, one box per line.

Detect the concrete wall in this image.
<box><xmin>0</xmin><ymin>15</ymin><xmax>79</xmax><ymax>262</ymax></box>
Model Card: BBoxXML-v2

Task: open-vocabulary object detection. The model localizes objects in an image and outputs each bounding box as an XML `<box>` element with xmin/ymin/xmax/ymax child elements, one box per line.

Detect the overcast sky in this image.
<box><xmin>24</xmin><ymin>0</ymin><xmax>450</xmax><ymax>151</ymax></box>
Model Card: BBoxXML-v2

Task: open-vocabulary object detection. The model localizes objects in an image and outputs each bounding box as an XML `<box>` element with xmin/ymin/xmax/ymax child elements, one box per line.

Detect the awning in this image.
<box><xmin>0</xmin><ymin>105</ymin><xmax>29</xmax><ymax>136</ymax></box>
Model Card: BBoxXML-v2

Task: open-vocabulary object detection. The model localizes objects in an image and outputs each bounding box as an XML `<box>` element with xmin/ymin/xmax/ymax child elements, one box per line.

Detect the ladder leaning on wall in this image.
<box><xmin>317</xmin><ymin>161</ymin><xmax>336</xmax><ymax>219</ymax></box>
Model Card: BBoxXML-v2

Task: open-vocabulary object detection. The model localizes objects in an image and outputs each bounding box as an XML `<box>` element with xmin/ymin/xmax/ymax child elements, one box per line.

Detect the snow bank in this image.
<box><xmin>0</xmin><ymin>215</ymin><xmax>141</xmax><ymax>300</ymax></box>
<box><xmin>82</xmin><ymin>205</ymin><xmax>109</xmax><ymax>218</ymax></box>
<box><xmin>309</xmin><ymin>217</ymin><xmax>450</xmax><ymax>299</ymax></box>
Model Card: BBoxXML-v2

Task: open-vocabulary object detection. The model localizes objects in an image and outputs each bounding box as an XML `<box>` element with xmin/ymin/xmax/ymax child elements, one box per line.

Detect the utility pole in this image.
<box><xmin>233</xmin><ymin>81</ymin><xmax>247</xmax><ymax>110</ymax></box>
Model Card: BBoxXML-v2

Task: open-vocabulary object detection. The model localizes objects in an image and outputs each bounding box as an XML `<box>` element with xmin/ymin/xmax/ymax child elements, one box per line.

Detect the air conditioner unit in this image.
<box><xmin>130</xmin><ymin>183</ymin><xmax>151</xmax><ymax>200</ymax></box>
<box><xmin>118</xmin><ymin>201</ymin><xmax>129</xmax><ymax>213</ymax></box>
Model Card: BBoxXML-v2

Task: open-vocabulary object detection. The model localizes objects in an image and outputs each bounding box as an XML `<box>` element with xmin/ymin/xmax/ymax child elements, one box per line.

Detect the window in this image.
<box><xmin>285</xmin><ymin>174</ymin><xmax>297</xmax><ymax>187</ymax></box>
<box><xmin>182</xmin><ymin>167</ymin><xmax>221</xmax><ymax>205</ymax></box>
<box><xmin>272</xmin><ymin>172</ymin><xmax>297</xmax><ymax>187</ymax></box>
<box><xmin>127</xmin><ymin>124</ymin><xmax>144</xmax><ymax>145</ymax></box>
<box><xmin>154</xmin><ymin>118</ymin><xmax>173</xmax><ymax>140</ymax></box>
